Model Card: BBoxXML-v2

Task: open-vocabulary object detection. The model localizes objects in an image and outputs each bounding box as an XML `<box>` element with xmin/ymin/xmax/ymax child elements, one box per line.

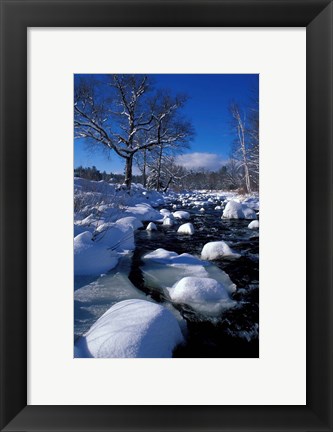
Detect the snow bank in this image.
<box><xmin>74</xmin><ymin>231</ymin><xmax>118</xmax><ymax>276</ymax></box>
<box><xmin>173</xmin><ymin>211</ymin><xmax>190</xmax><ymax>220</ymax></box>
<box><xmin>222</xmin><ymin>200</ymin><xmax>257</xmax><ymax>220</ymax></box>
<box><xmin>125</xmin><ymin>203</ymin><xmax>161</xmax><ymax>222</ymax></box>
<box><xmin>94</xmin><ymin>221</ymin><xmax>134</xmax><ymax>251</ymax></box>
<box><xmin>74</xmin><ymin>223</ymin><xmax>90</xmax><ymax>237</ymax></box>
<box><xmin>167</xmin><ymin>277</ymin><xmax>232</xmax><ymax>315</ymax></box>
<box><xmin>201</xmin><ymin>241</ymin><xmax>240</xmax><ymax>260</ymax></box>
<box><xmin>177</xmin><ymin>223</ymin><xmax>195</xmax><ymax>235</ymax></box>
<box><xmin>75</xmin><ymin>299</ymin><xmax>184</xmax><ymax>358</ymax></box>
<box><xmin>248</xmin><ymin>220</ymin><xmax>259</xmax><ymax>230</ymax></box>
<box><xmin>115</xmin><ymin>216</ymin><xmax>143</xmax><ymax>230</ymax></box>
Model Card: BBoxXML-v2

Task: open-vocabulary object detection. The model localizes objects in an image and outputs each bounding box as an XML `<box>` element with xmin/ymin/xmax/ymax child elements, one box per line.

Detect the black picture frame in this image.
<box><xmin>1</xmin><ymin>0</ymin><xmax>332</xmax><ymax>431</ymax></box>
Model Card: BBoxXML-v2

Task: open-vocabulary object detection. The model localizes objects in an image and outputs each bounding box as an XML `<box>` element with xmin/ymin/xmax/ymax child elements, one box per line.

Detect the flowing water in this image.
<box><xmin>128</xmin><ymin>200</ymin><xmax>259</xmax><ymax>358</ymax></box>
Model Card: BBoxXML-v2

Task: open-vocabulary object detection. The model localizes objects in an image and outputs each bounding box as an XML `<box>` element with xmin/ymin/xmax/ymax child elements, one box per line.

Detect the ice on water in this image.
<box><xmin>74</xmin><ymin>254</ymin><xmax>147</xmax><ymax>338</ymax></box>
<box><xmin>141</xmin><ymin>248</ymin><xmax>236</xmax><ymax>315</ymax></box>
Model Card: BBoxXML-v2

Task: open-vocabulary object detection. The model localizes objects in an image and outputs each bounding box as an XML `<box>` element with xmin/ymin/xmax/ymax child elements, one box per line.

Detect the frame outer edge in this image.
<box><xmin>0</xmin><ymin>0</ymin><xmax>332</xmax><ymax>431</ymax></box>
<box><xmin>306</xmin><ymin>1</ymin><xmax>333</xmax><ymax>429</ymax></box>
<box><xmin>0</xmin><ymin>0</ymin><xmax>28</xmax><ymax>430</ymax></box>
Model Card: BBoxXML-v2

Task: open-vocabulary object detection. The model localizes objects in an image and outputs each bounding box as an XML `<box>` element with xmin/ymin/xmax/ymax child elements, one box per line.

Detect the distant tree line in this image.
<box><xmin>74</xmin><ymin>163</ymin><xmax>249</xmax><ymax>192</ymax></box>
<box><xmin>74</xmin><ymin>165</ymin><xmax>143</xmax><ymax>184</ymax></box>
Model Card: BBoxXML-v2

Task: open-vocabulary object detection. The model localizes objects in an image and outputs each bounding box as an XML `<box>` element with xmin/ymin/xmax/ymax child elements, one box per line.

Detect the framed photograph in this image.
<box><xmin>1</xmin><ymin>0</ymin><xmax>332</xmax><ymax>431</ymax></box>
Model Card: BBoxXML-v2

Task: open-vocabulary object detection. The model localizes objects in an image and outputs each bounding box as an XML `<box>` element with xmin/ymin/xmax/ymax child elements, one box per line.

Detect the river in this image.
<box><xmin>74</xmin><ymin>196</ymin><xmax>259</xmax><ymax>358</ymax></box>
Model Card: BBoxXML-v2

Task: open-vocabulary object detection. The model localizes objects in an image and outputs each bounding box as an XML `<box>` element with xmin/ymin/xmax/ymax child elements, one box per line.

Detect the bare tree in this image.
<box><xmin>230</xmin><ymin>103</ymin><xmax>252</xmax><ymax>193</ymax></box>
<box><xmin>246</xmin><ymin>95</ymin><xmax>259</xmax><ymax>190</ymax></box>
<box><xmin>74</xmin><ymin>75</ymin><xmax>194</xmax><ymax>190</ymax></box>
<box><xmin>143</xmin><ymin>91</ymin><xmax>193</xmax><ymax>191</ymax></box>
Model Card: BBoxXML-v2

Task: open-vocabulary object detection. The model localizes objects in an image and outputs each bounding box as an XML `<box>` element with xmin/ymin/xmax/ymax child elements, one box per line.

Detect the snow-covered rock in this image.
<box><xmin>146</xmin><ymin>222</ymin><xmax>157</xmax><ymax>231</ymax></box>
<box><xmin>201</xmin><ymin>241</ymin><xmax>240</xmax><ymax>260</ymax></box>
<box><xmin>199</xmin><ymin>207</ymin><xmax>205</xmax><ymax>212</ymax></box>
<box><xmin>214</xmin><ymin>206</ymin><xmax>222</xmax><ymax>210</ymax></box>
<box><xmin>222</xmin><ymin>200</ymin><xmax>257</xmax><ymax>220</ymax></box>
<box><xmin>160</xmin><ymin>208</ymin><xmax>171</xmax><ymax>217</ymax></box>
<box><xmin>248</xmin><ymin>220</ymin><xmax>259</xmax><ymax>230</ymax></box>
<box><xmin>141</xmin><ymin>249</ymin><xmax>236</xmax><ymax>297</ymax></box>
<box><xmin>173</xmin><ymin>210</ymin><xmax>190</xmax><ymax>220</ymax></box>
<box><xmin>75</xmin><ymin>299</ymin><xmax>184</xmax><ymax>358</ymax></box>
<box><xmin>177</xmin><ymin>223</ymin><xmax>195</xmax><ymax>235</ymax></box>
<box><xmin>74</xmin><ymin>231</ymin><xmax>118</xmax><ymax>276</ymax></box>
<box><xmin>163</xmin><ymin>216</ymin><xmax>174</xmax><ymax>226</ymax></box>
<box><xmin>143</xmin><ymin>248</ymin><xmax>204</xmax><ymax>266</ymax></box>
<box><xmin>167</xmin><ymin>277</ymin><xmax>233</xmax><ymax>315</ymax></box>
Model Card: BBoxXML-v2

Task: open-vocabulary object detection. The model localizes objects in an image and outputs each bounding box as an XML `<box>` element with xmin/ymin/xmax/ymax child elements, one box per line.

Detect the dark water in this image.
<box><xmin>128</xmin><ymin>200</ymin><xmax>259</xmax><ymax>358</ymax></box>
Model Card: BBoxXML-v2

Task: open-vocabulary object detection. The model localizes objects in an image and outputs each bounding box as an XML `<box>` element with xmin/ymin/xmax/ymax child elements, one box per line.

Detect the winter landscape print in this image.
<box><xmin>74</xmin><ymin>74</ymin><xmax>259</xmax><ymax>358</ymax></box>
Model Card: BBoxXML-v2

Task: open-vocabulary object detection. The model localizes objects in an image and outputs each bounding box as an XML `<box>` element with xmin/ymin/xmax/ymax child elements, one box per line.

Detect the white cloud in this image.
<box><xmin>175</xmin><ymin>152</ymin><xmax>227</xmax><ymax>172</ymax></box>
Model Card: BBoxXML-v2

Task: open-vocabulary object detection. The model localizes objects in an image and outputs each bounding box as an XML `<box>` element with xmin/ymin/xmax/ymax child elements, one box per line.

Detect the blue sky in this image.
<box><xmin>74</xmin><ymin>74</ymin><xmax>258</xmax><ymax>174</ymax></box>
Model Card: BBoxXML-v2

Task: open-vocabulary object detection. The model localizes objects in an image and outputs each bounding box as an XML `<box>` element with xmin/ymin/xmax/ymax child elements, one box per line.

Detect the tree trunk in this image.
<box><xmin>156</xmin><ymin>145</ymin><xmax>163</xmax><ymax>191</ymax></box>
<box><xmin>142</xmin><ymin>149</ymin><xmax>147</xmax><ymax>188</ymax></box>
<box><xmin>163</xmin><ymin>176</ymin><xmax>173</xmax><ymax>193</ymax></box>
<box><xmin>237</xmin><ymin>122</ymin><xmax>251</xmax><ymax>193</ymax></box>
<box><xmin>124</xmin><ymin>155</ymin><xmax>133</xmax><ymax>189</ymax></box>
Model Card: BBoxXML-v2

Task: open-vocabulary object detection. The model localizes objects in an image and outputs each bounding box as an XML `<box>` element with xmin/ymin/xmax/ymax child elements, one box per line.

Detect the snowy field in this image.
<box><xmin>74</xmin><ymin>178</ymin><xmax>259</xmax><ymax>358</ymax></box>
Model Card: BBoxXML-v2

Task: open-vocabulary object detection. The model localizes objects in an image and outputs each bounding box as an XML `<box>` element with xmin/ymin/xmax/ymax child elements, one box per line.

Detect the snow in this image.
<box><xmin>172</xmin><ymin>210</ymin><xmax>190</xmax><ymax>220</ymax></box>
<box><xmin>94</xmin><ymin>221</ymin><xmax>134</xmax><ymax>251</ymax></box>
<box><xmin>242</xmin><ymin>196</ymin><xmax>259</xmax><ymax>211</ymax></box>
<box><xmin>201</xmin><ymin>241</ymin><xmax>241</xmax><ymax>260</ymax></box>
<box><xmin>160</xmin><ymin>208</ymin><xmax>171</xmax><ymax>216</ymax></box>
<box><xmin>163</xmin><ymin>216</ymin><xmax>174</xmax><ymax>226</ymax></box>
<box><xmin>143</xmin><ymin>248</ymin><xmax>204</xmax><ymax>266</ymax></box>
<box><xmin>248</xmin><ymin>220</ymin><xmax>259</xmax><ymax>230</ymax></box>
<box><xmin>115</xmin><ymin>216</ymin><xmax>143</xmax><ymax>230</ymax></box>
<box><xmin>125</xmin><ymin>203</ymin><xmax>162</xmax><ymax>222</ymax></box>
<box><xmin>74</xmin><ymin>223</ymin><xmax>90</xmax><ymax>237</ymax></box>
<box><xmin>222</xmin><ymin>200</ymin><xmax>257</xmax><ymax>220</ymax></box>
<box><xmin>75</xmin><ymin>255</ymin><xmax>147</xmax><ymax>337</ymax></box>
<box><xmin>167</xmin><ymin>277</ymin><xmax>233</xmax><ymax>315</ymax></box>
<box><xmin>74</xmin><ymin>231</ymin><xmax>118</xmax><ymax>276</ymax></box>
<box><xmin>74</xmin><ymin>182</ymin><xmax>258</xmax><ymax>347</ymax></box>
<box><xmin>146</xmin><ymin>222</ymin><xmax>157</xmax><ymax>231</ymax></box>
<box><xmin>75</xmin><ymin>299</ymin><xmax>184</xmax><ymax>358</ymax></box>
<box><xmin>177</xmin><ymin>223</ymin><xmax>195</xmax><ymax>235</ymax></box>
<box><xmin>141</xmin><ymin>249</ymin><xmax>236</xmax><ymax>299</ymax></box>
